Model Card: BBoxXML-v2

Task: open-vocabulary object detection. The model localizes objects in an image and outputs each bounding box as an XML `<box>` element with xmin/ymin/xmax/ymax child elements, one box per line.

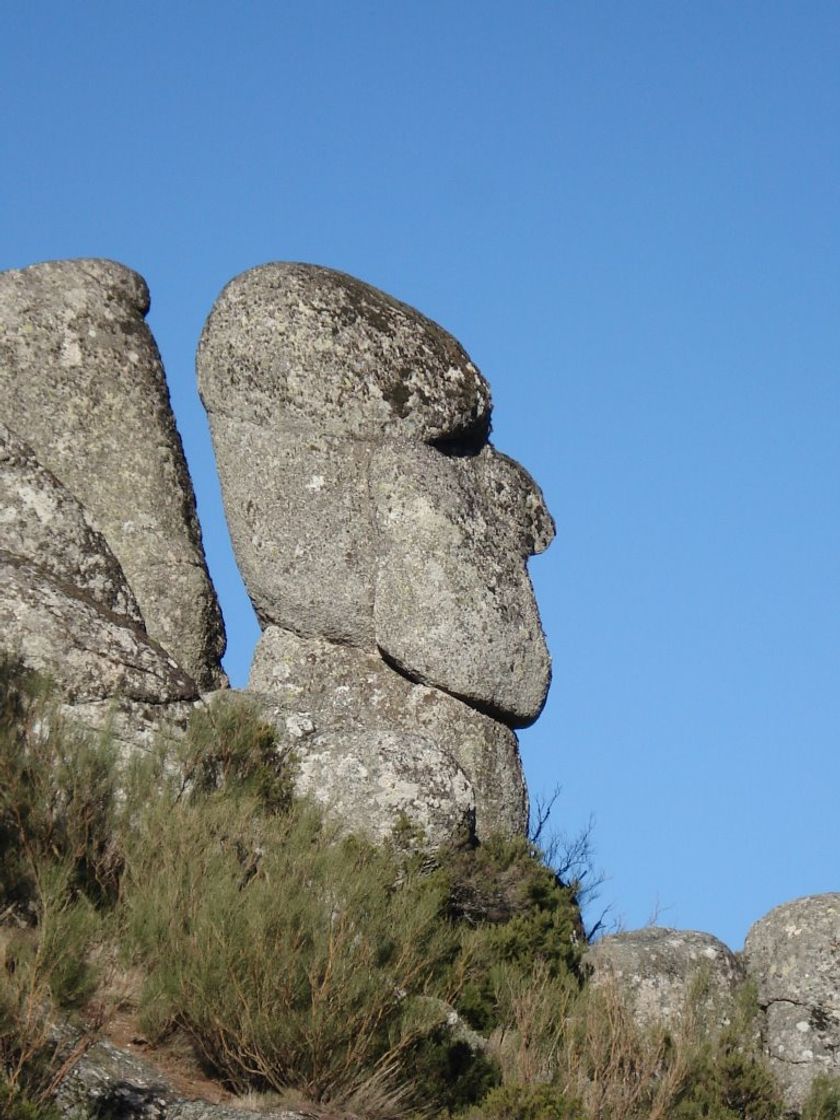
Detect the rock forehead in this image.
<box><xmin>0</xmin><ymin>258</ymin><xmax>225</xmax><ymax>688</ymax></box>
<box><xmin>197</xmin><ymin>262</ymin><xmax>491</xmax><ymax>441</ymax></box>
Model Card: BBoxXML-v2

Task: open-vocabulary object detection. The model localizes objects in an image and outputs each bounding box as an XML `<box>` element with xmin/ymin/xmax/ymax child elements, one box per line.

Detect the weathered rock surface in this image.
<box><xmin>0</xmin><ymin>552</ymin><xmax>197</xmax><ymax>706</ymax></box>
<box><xmin>371</xmin><ymin>441</ymin><xmax>553</xmax><ymax>725</ymax></box>
<box><xmin>250</xmin><ymin>626</ymin><xmax>528</xmax><ymax>839</ymax></box>
<box><xmin>287</xmin><ymin>726</ymin><xmax>474</xmax><ymax>848</ymax></box>
<box><xmin>0</xmin><ymin>421</ymin><xmax>143</xmax><ymax>625</ymax></box>
<box><xmin>744</xmin><ymin>893</ymin><xmax>840</xmax><ymax>1110</ymax></box>
<box><xmin>0</xmin><ymin>258</ymin><xmax>225</xmax><ymax>687</ymax></box>
<box><xmin>586</xmin><ymin>927</ymin><xmax>744</xmax><ymax>1030</ymax></box>
<box><xmin>197</xmin><ymin>261</ymin><xmax>491</xmax><ymax>442</ymax></box>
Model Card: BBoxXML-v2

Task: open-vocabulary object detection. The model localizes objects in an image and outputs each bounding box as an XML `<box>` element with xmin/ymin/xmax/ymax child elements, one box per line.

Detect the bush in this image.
<box><xmin>441</xmin><ymin>835</ymin><xmax>583</xmax><ymax>1033</ymax></box>
<box><xmin>0</xmin><ymin>657</ymin><xmax>112</xmax><ymax>1110</ymax></box>
<box><xmin>175</xmin><ymin>693</ymin><xmax>297</xmax><ymax>813</ymax></box>
<box><xmin>0</xmin><ymin>662</ymin><xmax>791</xmax><ymax>1120</ymax></box>
<box><xmin>463</xmin><ymin>1082</ymin><xmax>584</xmax><ymax>1120</ymax></box>
<box><xmin>0</xmin><ymin>655</ymin><xmax>122</xmax><ymax>913</ymax></box>
<box><xmin>119</xmin><ymin>712</ymin><xmax>460</xmax><ymax>1109</ymax></box>
<box><xmin>804</xmin><ymin>1076</ymin><xmax>840</xmax><ymax>1120</ymax></box>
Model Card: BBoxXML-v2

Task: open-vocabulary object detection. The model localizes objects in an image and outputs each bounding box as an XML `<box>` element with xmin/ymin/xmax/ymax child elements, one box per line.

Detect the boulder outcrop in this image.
<box><xmin>0</xmin><ymin>258</ymin><xmax>225</xmax><ymax>688</ymax></box>
<box><xmin>199</xmin><ymin>262</ymin><xmax>556</xmax><ymax>840</ymax></box>
<box><xmin>744</xmin><ymin>893</ymin><xmax>840</xmax><ymax>1111</ymax></box>
<box><xmin>2</xmin><ymin>255</ymin><xmax>557</xmax><ymax>847</ymax></box>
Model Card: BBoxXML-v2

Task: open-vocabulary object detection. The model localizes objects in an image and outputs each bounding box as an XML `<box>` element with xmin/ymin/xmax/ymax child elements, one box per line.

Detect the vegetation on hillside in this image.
<box><xmin>1</xmin><ymin>654</ymin><xmax>839</xmax><ymax>1119</ymax></box>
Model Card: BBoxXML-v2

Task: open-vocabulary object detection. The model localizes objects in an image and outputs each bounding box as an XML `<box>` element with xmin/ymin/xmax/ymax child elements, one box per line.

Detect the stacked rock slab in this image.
<box><xmin>0</xmin><ymin>421</ymin><xmax>199</xmax><ymax>750</ymax></box>
<box><xmin>0</xmin><ymin>258</ymin><xmax>225</xmax><ymax>689</ymax></box>
<box><xmin>744</xmin><ymin>894</ymin><xmax>840</xmax><ymax>1111</ymax></box>
<box><xmin>198</xmin><ymin>263</ymin><xmax>555</xmax><ymax>844</ymax></box>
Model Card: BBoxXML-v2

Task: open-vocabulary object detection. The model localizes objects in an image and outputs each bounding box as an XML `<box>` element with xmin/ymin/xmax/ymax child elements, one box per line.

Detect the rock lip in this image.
<box><xmin>249</xmin><ymin>626</ymin><xmax>528</xmax><ymax>840</ymax></box>
<box><xmin>197</xmin><ymin>261</ymin><xmax>491</xmax><ymax>442</ymax></box>
<box><xmin>0</xmin><ymin>257</ymin><xmax>225</xmax><ymax>687</ymax></box>
<box><xmin>586</xmin><ymin>927</ymin><xmax>744</xmax><ymax>1030</ymax></box>
<box><xmin>744</xmin><ymin>893</ymin><xmax>840</xmax><ymax>1111</ymax></box>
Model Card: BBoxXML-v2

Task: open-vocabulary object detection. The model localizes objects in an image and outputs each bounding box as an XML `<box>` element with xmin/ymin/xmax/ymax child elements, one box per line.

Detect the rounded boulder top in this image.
<box><xmin>197</xmin><ymin>262</ymin><xmax>492</xmax><ymax>441</ymax></box>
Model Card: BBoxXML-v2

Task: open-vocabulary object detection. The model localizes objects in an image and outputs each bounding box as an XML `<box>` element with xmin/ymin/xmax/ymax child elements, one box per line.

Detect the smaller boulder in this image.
<box><xmin>744</xmin><ymin>893</ymin><xmax>840</xmax><ymax>1111</ymax></box>
<box><xmin>586</xmin><ymin>927</ymin><xmax>744</xmax><ymax>1030</ymax></box>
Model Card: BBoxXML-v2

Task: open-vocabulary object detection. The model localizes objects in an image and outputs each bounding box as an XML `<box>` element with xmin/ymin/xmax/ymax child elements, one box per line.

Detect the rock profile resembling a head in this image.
<box><xmin>199</xmin><ymin>262</ymin><xmax>555</xmax><ymax>845</ymax></box>
<box><xmin>199</xmin><ymin>262</ymin><xmax>554</xmax><ymax>725</ymax></box>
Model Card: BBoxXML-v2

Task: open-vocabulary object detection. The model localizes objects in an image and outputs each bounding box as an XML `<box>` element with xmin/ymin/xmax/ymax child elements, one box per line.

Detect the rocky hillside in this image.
<box><xmin>1</xmin><ymin>258</ymin><xmax>838</xmax><ymax>1118</ymax></box>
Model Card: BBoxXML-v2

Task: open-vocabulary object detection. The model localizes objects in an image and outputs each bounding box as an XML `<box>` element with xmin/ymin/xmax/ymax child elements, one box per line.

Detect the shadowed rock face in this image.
<box><xmin>0</xmin><ymin>258</ymin><xmax>226</xmax><ymax>689</ymax></box>
<box><xmin>744</xmin><ymin>894</ymin><xmax>840</xmax><ymax>1111</ymax></box>
<box><xmin>0</xmin><ymin>420</ymin><xmax>199</xmax><ymax>751</ymax></box>
<box><xmin>199</xmin><ymin>262</ymin><xmax>555</xmax><ymax>843</ymax></box>
<box><xmin>0</xmin><ymin>422</ymin><xmax>142</xmax><ymax>626</ymax></box>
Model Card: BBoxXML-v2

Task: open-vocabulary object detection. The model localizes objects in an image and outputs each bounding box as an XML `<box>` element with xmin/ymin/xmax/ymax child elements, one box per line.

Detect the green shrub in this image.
<box><xmin>803</xmin><ymin>1076</ymin><xmax>840</xmax><ymax>1120</ymax></box>
<box><xmin>120</xmin><ymin>786</ymin><xmax>459</xmax><ymax>1107</ymax></box>
<box><xmin>0</xmin><ymin>655</ymin><xmax>122</xmax><ymax>913</ymax></box>
<box><xmin>0</xmin><ymin>663</ymin><xmax>791</xmax><ymax>1120</ymax></box>
<box><xmin>175</xmin><ymin>694</ymin><xmax>297</xmax><ymax>814</ymax></box>
<box><xmin>462</xmin><ymin>1082</ymin><xmax>583</xmax><ymax>1120</ymax></box>
<box><xmin>403</xmin><ymin>1025</ymin><xmax>501</xmax><ymax>1112</ymax></box>
<box><xmin>0</xmin><ymin>1078</ymin><xmax>61</xmax><ymax>1120</ymax></box>
<box><xmin>439</xmin><ymin>836</ymin><xmax>583</xmax><ymax>1033</ymax></box>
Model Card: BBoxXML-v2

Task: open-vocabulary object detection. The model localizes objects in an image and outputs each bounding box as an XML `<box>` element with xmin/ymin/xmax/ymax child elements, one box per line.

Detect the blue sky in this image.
<box><xmin>3</xmin><ymin>2</ymin><xmax>838</xmax><ymax>948</ymax></box>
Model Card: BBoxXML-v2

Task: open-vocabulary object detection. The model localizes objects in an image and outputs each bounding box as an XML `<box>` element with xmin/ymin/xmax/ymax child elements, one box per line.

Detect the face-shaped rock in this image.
<box><xmin>198</xmin><ymin>263</ymin><xmax>554</xmax><ymax>727</ymax></box>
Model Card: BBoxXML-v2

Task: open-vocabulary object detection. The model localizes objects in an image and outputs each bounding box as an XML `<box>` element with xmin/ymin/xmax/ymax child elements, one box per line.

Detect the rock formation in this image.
<box><xmin>198</xmin><ymin>262</ymin><xmax>555</xmax><ymax>844</ymax></box>
<box><xmin>6</xmin><ymin>256</ymin><xmax>840</xmax><ymax>1115</ymax></box>
<box><xmin>0</xmin><ymin>258</ymin><xmax>225</xmax><ymax>689</ymax></box>
<box><xmin>744</xmin><ymin>894</ymin><xmax>840</xmax><ymax>1111</ymax></box>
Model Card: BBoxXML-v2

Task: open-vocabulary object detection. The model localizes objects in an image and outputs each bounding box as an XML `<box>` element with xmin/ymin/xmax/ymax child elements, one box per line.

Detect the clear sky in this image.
<box><xmin>2</xmin><ymin>2</ymin><xmax>838</xmax><ymax>949</ymax></box>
